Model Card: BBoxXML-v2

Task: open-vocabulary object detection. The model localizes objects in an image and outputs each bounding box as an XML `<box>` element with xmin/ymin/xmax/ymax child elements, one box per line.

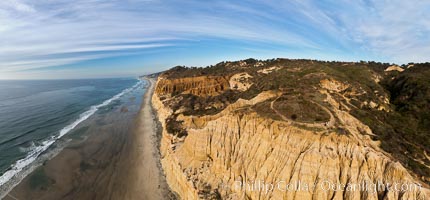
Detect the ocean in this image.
<box><xmin>0</xmin><ymin>78</ymin><xmax>144</xmax><ymax>195</ymax></box>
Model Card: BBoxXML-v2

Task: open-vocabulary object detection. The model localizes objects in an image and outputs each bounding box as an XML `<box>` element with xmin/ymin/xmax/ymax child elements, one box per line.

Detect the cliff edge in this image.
<box><xmin>152</xmin><ymin>59</ymin><xmax>430</xmax><ymax>200</ymax></box>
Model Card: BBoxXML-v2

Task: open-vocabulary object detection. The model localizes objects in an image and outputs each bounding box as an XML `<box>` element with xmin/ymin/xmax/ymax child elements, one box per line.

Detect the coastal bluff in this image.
<box><xmin>152</xmin><ymin>59</ymin><xmax>430</xmax><ymax>200</ymax></box>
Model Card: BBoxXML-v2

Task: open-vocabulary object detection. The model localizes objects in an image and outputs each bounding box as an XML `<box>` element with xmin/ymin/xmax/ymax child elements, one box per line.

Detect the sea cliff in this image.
<box><xmin>152</xmin><ymin>59</ymin><xmax>430</xmax><ymax>200</ymax></box>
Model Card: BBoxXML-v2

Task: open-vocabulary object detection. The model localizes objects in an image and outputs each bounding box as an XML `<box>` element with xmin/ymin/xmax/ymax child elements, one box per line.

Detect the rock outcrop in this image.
<box><xmin>152</xmin><ymin>59</ymin><xmax>430</xmax><ymax>200</ymax></box>
<box><xmin>229</xmin><ymin>73</ymin><xmax>253</xmax><ymax>91</ymax></box>
<box><xmin>385</xmin><ymin>65</ymin><xmax>405</xmax><ymax>72</ymax></box>
<box><xmin>155</xmin><ymin>76</ymin><xmax>229</xmax><ymax>97</ymax></box>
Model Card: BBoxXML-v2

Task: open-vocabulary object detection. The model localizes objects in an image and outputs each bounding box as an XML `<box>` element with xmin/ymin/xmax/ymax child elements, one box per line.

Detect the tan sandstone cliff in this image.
<box><xmin>152</xmin><ymin>65</ymin><xmax>430</xmax><ymax>200</ymax></box>
<box><xmin>156</xmin><ymin>76</ymin><xmax>230</xmax><ymax>97</ymax></box>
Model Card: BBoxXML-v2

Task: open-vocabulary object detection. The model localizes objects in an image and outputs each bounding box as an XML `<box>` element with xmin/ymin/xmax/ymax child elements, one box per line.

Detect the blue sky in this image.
<box><xmin>0</xmin><ymin>0</ymin><xmax>429</xmax><ymax>79</ymax></box>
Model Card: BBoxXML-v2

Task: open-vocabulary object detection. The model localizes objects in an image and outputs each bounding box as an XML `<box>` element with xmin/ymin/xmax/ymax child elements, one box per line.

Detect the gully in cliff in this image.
<box><xmin>152</xmin><ymin>59</ymin><xmax>430</xmax><ymax>200</ymax></box>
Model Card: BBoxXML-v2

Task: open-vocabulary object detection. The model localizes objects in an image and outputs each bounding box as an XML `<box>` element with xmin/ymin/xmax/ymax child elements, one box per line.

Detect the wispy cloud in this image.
<box><xmin>0</xmin><ymin>0</ymin><xmax>429</xmax><ymax>77</ymax></box>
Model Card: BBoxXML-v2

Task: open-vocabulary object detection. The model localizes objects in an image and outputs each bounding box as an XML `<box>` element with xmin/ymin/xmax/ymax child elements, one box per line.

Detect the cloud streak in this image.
<box><xmin>0</xmin><ymin>0</ymin><xmax>429</xmax><ymax>76</ymax></box>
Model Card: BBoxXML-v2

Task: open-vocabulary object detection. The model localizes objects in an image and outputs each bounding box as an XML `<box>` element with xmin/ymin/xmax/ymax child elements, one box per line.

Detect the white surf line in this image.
<box><xmin>0</xmin><ymin>79</ymin><xmax>143</xmax><ymax>198</ymax></box>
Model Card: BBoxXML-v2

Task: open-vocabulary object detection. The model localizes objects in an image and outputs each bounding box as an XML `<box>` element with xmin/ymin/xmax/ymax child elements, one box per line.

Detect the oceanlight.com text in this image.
<box><xmin>231</xmin><ymin>180</ymin><xmax>423</xmax><ymax>194</ymax></box>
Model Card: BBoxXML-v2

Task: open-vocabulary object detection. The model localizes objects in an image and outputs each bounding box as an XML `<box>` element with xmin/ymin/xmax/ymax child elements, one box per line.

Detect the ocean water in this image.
<box><xmin>0</xmin><ymin>78</ymin><xmax>142</xmax><ymax>191</ymax></box>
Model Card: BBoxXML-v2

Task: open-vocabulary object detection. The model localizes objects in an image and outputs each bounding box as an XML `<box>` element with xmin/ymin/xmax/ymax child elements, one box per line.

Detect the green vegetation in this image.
<box><xmin>252</xmin><ymin>100</ymin><xmax>282</xmax><ymax>121</ymax></box>
<box><xmin>160</xmin><ymin>58</ymin><xmax>430</xmax><ymax>182</ymax></box>
<box><xmin>273</xmin><ymin>94</ymin><xmax>330</xmax><ymax>123</ymax></box>
<box><xmin>166</xmin><ymin>115</ymin><xmax>187</xmax><ymax>137</ymax></box>
<box><xmin>177</xmin><ymin>90</ymin><xmax>241</xmax><ymax>116</ymax></box>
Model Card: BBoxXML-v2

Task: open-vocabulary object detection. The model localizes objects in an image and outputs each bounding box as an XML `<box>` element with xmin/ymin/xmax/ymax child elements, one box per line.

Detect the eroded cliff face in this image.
<box><xmin>152</xmin><ymin>59</ymin><xmax>430</xmax><ymax>200</ymax></box>
<box><xmin>155</xmin><ymin>76</ymin><xmax>230</xmax><ymax>97</ymax></box>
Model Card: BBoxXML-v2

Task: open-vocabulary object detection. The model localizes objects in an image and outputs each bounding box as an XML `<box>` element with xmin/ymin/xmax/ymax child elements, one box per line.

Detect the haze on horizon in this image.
<box><xmin>0</xmin><ymin>0</ymin><xmax>429</xmax><ymax>79</ymax></box>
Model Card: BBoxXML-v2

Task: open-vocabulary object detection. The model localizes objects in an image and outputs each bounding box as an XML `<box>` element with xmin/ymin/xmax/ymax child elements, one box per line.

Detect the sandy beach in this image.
<box><xmin>4</xmin><ymin>77</ymin><xmax>173</xmax><ymax>200</ymax></box>
<box><xmin>112</xmin><ymin>77</ymin><xmax>174</xmax><ymax>200</ymax></box>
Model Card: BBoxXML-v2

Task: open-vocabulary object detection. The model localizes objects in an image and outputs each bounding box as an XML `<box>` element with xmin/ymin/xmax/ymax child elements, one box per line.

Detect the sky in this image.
<box><xmin>0</xmin><ymin>0</ymin><xmax>429</xmax><ymax>79</ymax></box>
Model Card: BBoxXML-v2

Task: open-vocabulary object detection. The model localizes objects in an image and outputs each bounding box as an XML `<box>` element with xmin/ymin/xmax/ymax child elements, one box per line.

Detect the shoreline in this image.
<box><xmin>0</xmin><ymin>80</ymin><xmax>143</xmax><ymax>199</ymax></box>
<box><xmin>3</xmin><ymin>77</ymin><xmax>173</xmax><ymax>200</ymax></box>
<box><xmin>117</xmin><ymin>77</ymin><xmax>174</xmax><ymax>199</ymax></box>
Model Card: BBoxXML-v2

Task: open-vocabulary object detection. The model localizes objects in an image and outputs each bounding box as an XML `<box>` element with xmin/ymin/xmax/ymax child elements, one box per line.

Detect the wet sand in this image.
<box><xmin>4</xmin><ymin>78</ymin><xmax>173</xmax><ymax>200</ymax></box>
<box><xmin>113</xmin><ymin>78</ymin><xmax>174</xmax><ymax>200</ymax></box>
